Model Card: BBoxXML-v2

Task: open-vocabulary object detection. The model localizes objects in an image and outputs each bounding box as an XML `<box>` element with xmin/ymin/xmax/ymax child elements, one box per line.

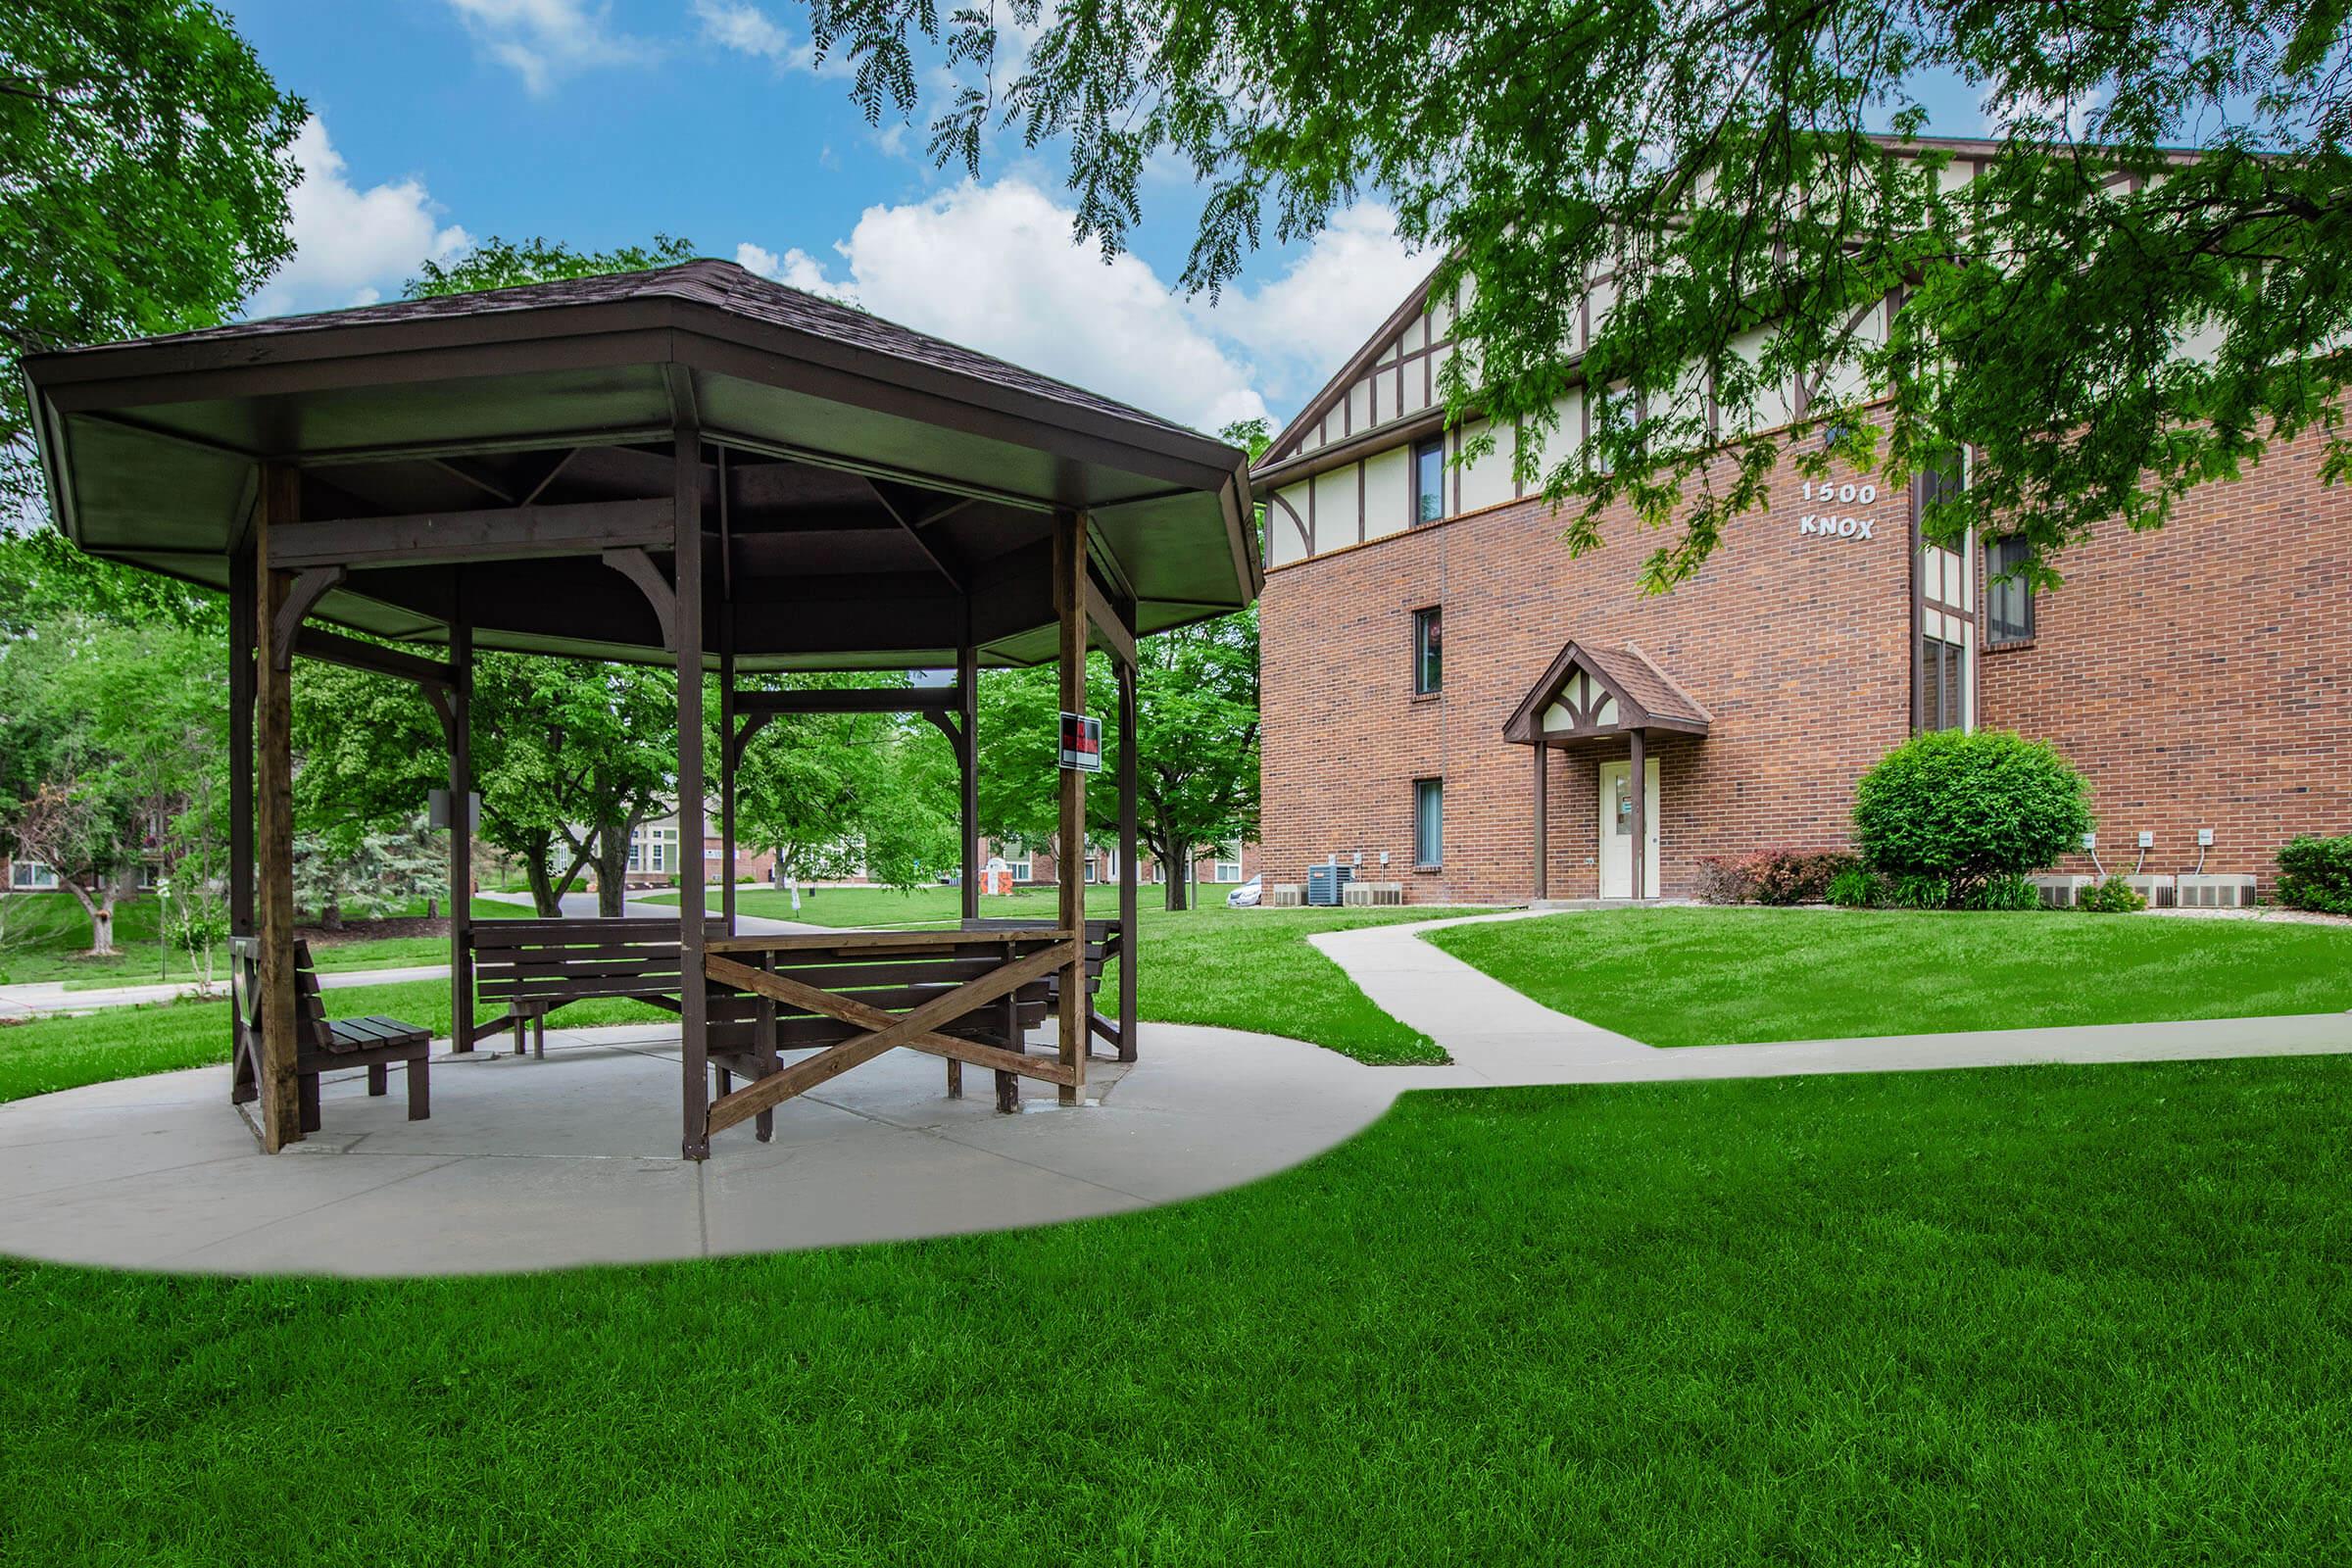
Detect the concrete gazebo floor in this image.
<box><xmin>0</xmin><ymin>1020</ymin><xmax>1442</xmax><ymax>1277</ymax></box>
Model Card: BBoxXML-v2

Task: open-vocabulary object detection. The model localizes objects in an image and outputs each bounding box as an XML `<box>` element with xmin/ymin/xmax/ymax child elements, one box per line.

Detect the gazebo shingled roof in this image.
<box><xmin>23</xmin><ymin>258</ymin><xmax>1259</xmax><ymax>671</ymax></box>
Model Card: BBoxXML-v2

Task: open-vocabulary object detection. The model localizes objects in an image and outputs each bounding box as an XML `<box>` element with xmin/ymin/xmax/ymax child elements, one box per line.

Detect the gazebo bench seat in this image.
<box><xmin>231</xmin><ymin>938</ymin><xmax>430</xmax><ymax>1133</ymax></box>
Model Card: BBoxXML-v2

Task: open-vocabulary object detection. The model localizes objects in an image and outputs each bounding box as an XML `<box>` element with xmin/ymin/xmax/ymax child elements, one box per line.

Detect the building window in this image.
<box><xmin>1212</xmin><ymin>849</ymin><xmax>1243</xmax><ymax>883</ymax></box>
<box><xmin>1006</xmin><ymin>857</ymin><xmax>1032</xmax><ymax>882</ymax></box>
<box><xmin>1412</xmin><ymin>437</ymin><xmax>1446</xmax><ymax>524</ymax></box>
<box><xmin>9</xmin><ymin>859</ymin><xmax>59</xmax><ymax>891</ymax></box>
<box><xmin>1920</xmin><ymin>634</ymin><xmax>1967</xmax><ymax>732</ymax></box>
<box><xmin>1413</xmin><ymin>607</ymin><xmax>1443</xmax><ymax>695</ymax></box>
<box><xmin>1413</xmin><ymin>778</ymin><xmax>1443</xmax><ymax>868</ymax></box>
<box><xmin>1984</xmin><ymin>535</ymin><xmax>2035</xmax><ymax>645</ymax></box>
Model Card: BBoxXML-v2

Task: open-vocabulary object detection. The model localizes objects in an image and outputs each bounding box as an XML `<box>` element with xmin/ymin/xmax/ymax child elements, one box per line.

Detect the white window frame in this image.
<box><xmin>9</xmin><ymin>859</ymin><xmax>60</xmax><ymax>891</ymax></box>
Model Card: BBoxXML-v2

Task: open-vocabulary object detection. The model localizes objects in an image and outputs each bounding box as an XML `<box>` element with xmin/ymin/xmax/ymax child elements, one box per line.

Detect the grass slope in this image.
<box><xmin>0</xmin><ymin>907</ymin><xmax>1461</xmax><ymax>1102</ymax></box>
<box><xmin>0</xmin><ymin>980</ymin><xmax>671</xmax><ymax>1105</ymax></box>
<box><xmin>4</xmin><ymin>1057</ymin><xmax>2348</xmax><ymax>1563</ymax></box>
<box><xmin>641</xmin><ymin>883</ymin><xmax>1148</xmax><ymax>927</ymax></box>
<box><xmin>1429</xmin><ymin>906</ymin><xmax>2352</xmax><ymax>1046</ymax></box>
<box><xmin>2</xmin><ymin>893</ymin><xmax>529</xmax><ymax>990</ymax></box>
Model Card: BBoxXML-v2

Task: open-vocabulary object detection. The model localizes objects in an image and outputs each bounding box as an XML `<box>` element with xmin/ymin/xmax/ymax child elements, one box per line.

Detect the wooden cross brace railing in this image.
<box><xmin>701</xmin><ymin>936</ymin><xmax>1077</xmax><ymax>1136</ymax></box>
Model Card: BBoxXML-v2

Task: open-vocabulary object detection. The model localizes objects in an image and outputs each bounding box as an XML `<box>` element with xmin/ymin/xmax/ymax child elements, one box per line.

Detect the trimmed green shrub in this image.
<box><xmin>1826</xmin><ymin>866</ymin><xmax>1882</xmax><ymax>907</ymax></box>
<box><xmin>2080</xmin><ymin>876</ymin><xmax>2148</xmax><ymax>913</ymax></box>
<box><xmin>1955</xmin><ymin>871</ymin><xmax>2043</xmax><ymax>911</ymax></box>
<box><xmin>2277</xmin><ymin>834</ymin><xmax>2352</xmax><ymax>915</ymax></box>
<box><xmin>1886</xmin><ymin>873</ymin><xmax>1950</xmax><ymax>909</ymax></box>
<box><xmin>1852</xmin><ymin>730</ymin><xmax>2092</xmax><ymax>906</ymax></box>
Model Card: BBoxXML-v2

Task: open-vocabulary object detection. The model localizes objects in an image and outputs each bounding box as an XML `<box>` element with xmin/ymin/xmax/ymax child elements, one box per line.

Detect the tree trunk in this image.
<box><xmin>1161</xmin><ymin>842</ymin><xmax>1191</xmax><ymax>911</ymax></box>
<box><xmin>67</xmin><ymin>880</ymin><xmax>120</xmax><ymax>956</ymax></box>
<box><xmin>522</xmin><ymin>854</ymin><xmax>564</xmax><ymax>917</ymax></box>
<box><xmin>593</xmin><ymin>823</ymin><xmax>632</xmax><ymax>917</ymax></box>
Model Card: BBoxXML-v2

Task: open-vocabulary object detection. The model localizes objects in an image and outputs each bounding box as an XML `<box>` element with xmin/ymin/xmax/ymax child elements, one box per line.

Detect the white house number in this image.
<box><xmin>1797</xmin><ymin>478</ymin><xmax>1878</xmax><ymax>541</ymax></box>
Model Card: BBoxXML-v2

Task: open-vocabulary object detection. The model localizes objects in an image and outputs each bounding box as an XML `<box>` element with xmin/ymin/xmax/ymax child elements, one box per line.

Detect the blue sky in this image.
<box><xmin>221</xmin><ymin>1</ymin><xmax>2003</xmax><ymax>434</ymax></box>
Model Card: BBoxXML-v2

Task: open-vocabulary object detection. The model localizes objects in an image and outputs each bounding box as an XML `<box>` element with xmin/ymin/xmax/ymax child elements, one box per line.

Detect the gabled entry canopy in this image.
<box><xmin>22</xmin><ymin>259</ymin><xmax>1258</xmax><ymax>671</ymax></box>
<box><xmin>1503</xmin><ymin>639</ymin><xmax>1712</xmax><ymax>745</ymax></box>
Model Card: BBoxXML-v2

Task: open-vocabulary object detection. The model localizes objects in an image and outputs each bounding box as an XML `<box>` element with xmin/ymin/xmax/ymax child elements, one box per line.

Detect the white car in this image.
<box><xmin>1226</xmin><ymin>875</ymin><xmax>1262</xmax><ymax>908</ymax></box>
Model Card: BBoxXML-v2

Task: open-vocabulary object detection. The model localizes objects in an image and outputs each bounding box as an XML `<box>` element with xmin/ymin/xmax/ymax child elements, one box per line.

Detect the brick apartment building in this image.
<box><xmin>1252</xmin><ymin>269</ymin><xmax>2349</xmax><ymax>906</ymax></box>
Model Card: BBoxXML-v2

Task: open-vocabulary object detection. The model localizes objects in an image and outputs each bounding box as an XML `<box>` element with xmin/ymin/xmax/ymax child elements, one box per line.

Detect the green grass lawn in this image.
<box><xmin>0</xmin><ymin>978</ymin><xmax>674</xmax><ymax>1105</ymax></box>
<box><xmin>2</xmin><ymin>892</ymin><xmax>529</xmax><ymax>991</ymax></box>
<box><xmin>0</xmin><ymin>906</ymin><xmax>1462</xmax><ymax>1102</ymax></box>
<box><xmin>642</xmin><ymin>881</ymin><xmax>1160</xmax><ymax>927</ymax></box>
<box><xmin>4</xmin><ymin>1056</ymin><xmax>2348</xmax><ymax>1563</ymax></box>
<box><xmin>1430</xmin><ymin>906</ymin><xmax>2352</xmax><ymax>1046</ymax></box>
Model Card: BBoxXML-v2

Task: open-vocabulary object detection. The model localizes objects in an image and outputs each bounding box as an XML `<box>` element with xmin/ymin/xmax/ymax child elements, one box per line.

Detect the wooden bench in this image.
<box><xmin>470</xmin><ymin>917</ymin><xmax>720</xmax><ymax>1055</ymax></box>
<box><xmin>961</xmin><ymin>917</ymin><xmax>1126</xmax><ymax>1056</ymax></box>
<box><xmin>230</xmin><ymin>937</ymin><xmax>429</xmax><ymax>1132</ymax></box>
<box><xmin>702</xmin><ymin>929</ymin><xmax>1064</xmax><ymax>1132</ymax></box>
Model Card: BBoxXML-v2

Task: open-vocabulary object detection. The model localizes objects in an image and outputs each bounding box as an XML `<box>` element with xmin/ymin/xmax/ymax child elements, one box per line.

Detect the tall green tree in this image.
<box><xmin>731</xmin><ymin>675</ymin><xmax>958</xmax><ymax>891</ymax></box>
<box><xmin>807</xmin><ymin>0</ymin><xmax>2352</xmax><ymax>585</ymax></box>
<box><xmin>974</xmin><ymin>613</ymin><xmax>1259</xmax><ymax>911</ymax></box>
<box><xmin>0</xmin><ymin>612</ymin><xmax>225</xmax><ymax>955</ymax></box>
<box><xmin>2</xmin><ymin>0</ymin><xmax>304</xmax><ymax>511</ymax></box>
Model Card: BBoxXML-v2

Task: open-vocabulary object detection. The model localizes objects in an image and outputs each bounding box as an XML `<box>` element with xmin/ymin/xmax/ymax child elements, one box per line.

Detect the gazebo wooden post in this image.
<box><xmin>228</xmin><ymin>544</ymin><xmax>256</xmax><ymax>942</ymax></box>
<box><xmin>1053</xmin><ymin>509</ymin><xmax>1088</xmax><ymax>1105</ymax></box>
<box><xmin>227</xmin><ymin>539</ymin><xmax>256</xmax><ymax>1103</ymax></box>
<box><xmin>957</xmin><ymin>639</ymin><xmax>979</xmax><ymax>923</ymax></box>
<box><xmin>1532</xmin><ymin>742</ymin><xmax>1548</xmax><ymax>902</ymax></box>
<box><xmin>1628</xmin><ymin>726</ymin><xmax>1646</xmax><ymax>902</ymax></box>
<box><xmin>720</xmin><ymin>621</ymin><xmax>737</xmax><ymax>937</ymax></box>
<box><xmin>252</xmin><ymin>465</ymin><xmax>302</xmax><ymax>1151</ymax></box>
<box><xmin>676</xmin><ymin>426</ymin><xmax>712</xmax><ymax>1160</ymax></box>
<box><xmin>1116</xmin><ymin>652</ymin><xmax>1139</xmax><ymax>1061</ymax></box>
<box><xmin>447</xmin><ymin>599</ymin><xmax>474</xmax><ymax>1053</ymax></box>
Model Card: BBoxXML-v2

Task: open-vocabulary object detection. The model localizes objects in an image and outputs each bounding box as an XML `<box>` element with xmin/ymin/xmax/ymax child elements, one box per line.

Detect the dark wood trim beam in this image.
<box><xmin>270</xmin><ymin>498</ymin><xmax>677</xmax><ymax>569</ymax></box>
<box><xmin>602</xmin><ymin>546</ymin><xmax>677</xmax><ymax>649</ymax></box>
<box><xmin>865</xmin><ymin>476</ymin><xmax>968</xmax><ymax>589</ymax></box>
<box><xmin>733</xmin><ymin>685</ymin><xmax>960</xmax><ymax>715</ymax></box>
<box><xmin>730</xmin><ymin>711</ymin><xmax>772</xmax><ymax>763</ymax></box>
<box><xmin>1083</xmin><ymin>572</ymin><xmax>1137</xmax><ymax>669</ymax></box>
<box><xmin>270</xmin><ymin>566</ymin><xmax>346</xmax><ymax>670</ymax></box>
<box><xmin>293</xmin><ymin>626</ymin><xmax>455</xmax><ymax>690</ymax></box>
<box><xmin>430</xmin><ymin>457</ymin><xmax>517</xmax><ymax>505</ymax></box>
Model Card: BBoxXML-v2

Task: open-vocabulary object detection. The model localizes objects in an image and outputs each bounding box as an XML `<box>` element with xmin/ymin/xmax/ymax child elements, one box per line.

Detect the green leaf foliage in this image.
<box><xmin>402</xmin><ymin>233</ymin><xmax>697</xmax><ymax>298</ymax></box>
<box><xmin>973</xmin><ymin>611</ymin><xmax>1258</xmax><ymax>908</ymax></box>
<box><xmin>1</xmin><ymin>0</ymin><xmax>303</xmax><ymax>511</ymax></box>
<box><xmin>1852</xmin><ymin>730</ymin><xmax>2092</xmax><ymax>903</ymax></box>
<box><xmin>2276</xmin><ymin>833</ymin><xmax>2352</xmax><ymax>914</ymax></box>
<box><xmin>807</xmin><ymin>0</ymin><xmax>2352</xmax><ymax>584</ymax></box>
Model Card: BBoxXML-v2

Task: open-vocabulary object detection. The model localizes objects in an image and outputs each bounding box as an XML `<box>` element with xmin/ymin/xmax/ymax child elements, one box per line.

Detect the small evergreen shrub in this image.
<box><xmin>1826</xmin><ymin>866</ymin><xmax>1882</xmax><ymax>907</ymax></box>
<box><xmin>2276</xmin><ymin>834</ymin><xmax>2352</xmax><ymax>915</ymax></box>
<box><xmin>2080</xmin><ymin>876</ymin><xmax>2148</xmax><ymax>913</ymax></box>
<box><xmin>1852</xmin><ymin>730</ymin><xmax>2092</xmax><ymax>907</ymax></box>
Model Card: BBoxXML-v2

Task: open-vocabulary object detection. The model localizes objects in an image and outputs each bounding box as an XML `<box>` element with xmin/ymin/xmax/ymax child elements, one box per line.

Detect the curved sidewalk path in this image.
<box><xmin>1312</xmin><ymin>909</ymin><xmax>2352</xmax><ymax>1086</ymax></box>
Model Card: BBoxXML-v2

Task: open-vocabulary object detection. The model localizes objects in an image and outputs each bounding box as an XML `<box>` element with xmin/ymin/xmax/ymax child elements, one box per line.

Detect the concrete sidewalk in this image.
<box><xmin>1311</xmin><ymin>909</ymin><xmax>2352</xmax><ymax>1086</ymax></box>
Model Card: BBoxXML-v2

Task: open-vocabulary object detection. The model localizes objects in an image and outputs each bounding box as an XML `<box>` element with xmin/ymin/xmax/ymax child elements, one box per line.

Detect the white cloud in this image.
<box><xmin>692</xmin><ymin>0</ymin><xmax>821</xmax><ymax>72</ymax></box>
<box><xmin>245</xmin><ymin>118</ymin><xmax>470</xmax><ymax>318</ymax></box>
<box><xmin>738</xmin><ymin>180</ymin><xmax>1269</xmax><ymax>434</ymax></box>
<box><xmin>1199</xmin><ymin>205</ymin><xmax>1430</xmax><ymax>406</ymax></box>
<box><xmin>446</xmin><ymin>0</ymin><xmax>641</xmax><ymax>94</ymax></box>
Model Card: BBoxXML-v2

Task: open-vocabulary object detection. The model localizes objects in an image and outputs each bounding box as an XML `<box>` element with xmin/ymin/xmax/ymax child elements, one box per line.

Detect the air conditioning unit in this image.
<box><xmin>1267</xmin><ymin>883</ymin><xmax>1303</xmax><ymax>907</ymax></box>
<box><xmin>1305</xmin><ymin>861</ymin><xmax>1354</xmax><ymax>906</ymax></box>
<box><xmin>2176</xmin><ymin>874</ymin><xmax>2256</xmax><ymax>908</ymax></box>
<box><xmin>1343</xmin><ymin>882</ymin><xmax>1405</xmax><ymax>906</ymax></box>
<box><xmin>2123</xmin><ymin>874</ymin><xmax>2176</xmax><ymax>908</ymax></box>
<box><xmin>2032</xmin><ymin>874</ymin><xmax>2093</xmax><ymax>908</ymax></box>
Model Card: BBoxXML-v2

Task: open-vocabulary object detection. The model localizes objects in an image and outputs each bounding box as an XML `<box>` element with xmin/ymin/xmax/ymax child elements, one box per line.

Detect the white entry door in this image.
<box><xmin>1596</xmin><ymin>758</ymin><xmax>1660</xmax><ymax>899</ymax></box>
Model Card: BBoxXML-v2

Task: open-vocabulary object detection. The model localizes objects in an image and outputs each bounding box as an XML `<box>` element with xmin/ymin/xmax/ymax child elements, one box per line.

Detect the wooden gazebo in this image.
<box><xmin>22</xmin><ymin>259</ymin><xmax>1259</xmax><ymax>1158</ymax></box>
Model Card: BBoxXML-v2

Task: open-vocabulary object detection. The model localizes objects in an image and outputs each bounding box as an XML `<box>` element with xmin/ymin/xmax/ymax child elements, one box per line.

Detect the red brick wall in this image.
<box><xmin>1262</xmin><ymin>423</ymin><xmax>2351</xmax><ymax>905</ymax></box>
<box><xmin>1261</xmin><ymin>440</ymin><xmax>1916</xmax><ymax>905</ymax></box>
<box><xmin>1976</xmin><ymin>430</ymin><xmax>2352</xmax><ymax>887</ymax></box>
